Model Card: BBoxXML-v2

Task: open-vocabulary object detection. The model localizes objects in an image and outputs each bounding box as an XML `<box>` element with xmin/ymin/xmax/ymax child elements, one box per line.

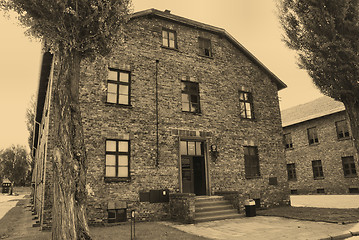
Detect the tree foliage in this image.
<box><xmin>26</xmin><ymin>95</ymin><xmax>35</xmax><ymax>152</ymax></box>
<box><xmin>1</xmin><ymin>0</ymin><xmax>132</xmax><ymax>57</ymax></box>
<box><xmin>0</xmin><ymin>145</ymin><xmax>30</xmax><ymax>186</ymax></box>
<box><xmin>279</xmin><ymin>0</ymin><xmax>359</xmax><ymax>100</ymax></box>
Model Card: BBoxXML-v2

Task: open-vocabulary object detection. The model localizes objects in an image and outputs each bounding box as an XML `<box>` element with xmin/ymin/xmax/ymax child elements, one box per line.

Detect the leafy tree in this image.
<box><xmin>25</xmin><ymin>94</ymin><xmax>36</xmax><ymax>185</ymax></box>
<box><xmin>279</xmin><ymin>0</ymin><xmax>359</xmax><ymax>158</ymax></box>
<box><xmin>0</xmin><ymin>145</ymin><xmax>30</xmax><ymax>191</ymax></box>
<box><xmin>1</xmin><ymin>1</ymin><xmax>131</xmax><ymax>239</ymax></box>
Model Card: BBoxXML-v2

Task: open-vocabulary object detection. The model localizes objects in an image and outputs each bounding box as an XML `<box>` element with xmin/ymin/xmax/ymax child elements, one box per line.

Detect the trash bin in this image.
<box><xmin>244</xmin><ymin>199</ymin><xmax>256</xmax><ymax>217</ymax></box>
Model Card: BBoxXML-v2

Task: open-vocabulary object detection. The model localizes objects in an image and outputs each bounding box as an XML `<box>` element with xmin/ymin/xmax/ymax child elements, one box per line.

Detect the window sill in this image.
<box><xmin>161</xmin><ymin>46</ymin><xmax>179</xmax><ymax>51</ymax></box>
<box><xmin>285</xmin><ymin>147</ymin><xmax>294</xmax><ymax>151</ymax></box>
<box><xmin>338</xmin><ymin>137</ymin><xmax>351</xmax><ymax>141</ymax></box>
<box><xmin>105</xmin><ymin>102</ymin><xmax>133</xmax><ymax>109</ymax></box>
<box><xmin>104</xmin><ymin>177</ymin><xmax>131</xmax><ymax>183</ymax></box>
<box><xmin>309</xmin><ymin>142</ymin><xmax>320</xmax><ymax>146</ymax></box>
<box><xmin>182</xmin><ymin>111</ymin><xmax>202</xmax><ymax>116</ymax></box>
<box><xmin>198</xmin><ymin>54</ymin><xmax>213</xmax><ymax>59</ymax></box>
<box><xmin>313</xmin><ymin>177</ymin><xmax>324</xmax><ymax>180</ymax></box>
<box><xmin>344</xmin><ymin>175</ymin><xmax>358</xmax><ymax>178</ymax></box>
<box><xmin>245</xmin><ymin>175</ymin><xmax>261</xmax><ymax>180</ymax></box>
<box><xmin>288</xmin><ymin>179</ymin><xmax>297</xmax><ymax>181</ymax></box>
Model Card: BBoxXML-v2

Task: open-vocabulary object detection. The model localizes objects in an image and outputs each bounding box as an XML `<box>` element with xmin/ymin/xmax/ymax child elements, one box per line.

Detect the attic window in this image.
<box><xmin>198</xmin><ymin>37</ymin><xmax>212</xmax><ymax>57</ymax></box>
<box><xmin>162</xmin><ymin>29</ymin><xmax>177</xmax><ymax>49</ymax></box>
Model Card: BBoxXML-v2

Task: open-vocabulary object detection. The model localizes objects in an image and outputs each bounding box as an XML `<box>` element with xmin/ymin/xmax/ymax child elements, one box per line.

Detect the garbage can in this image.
<box><xmin>244</xmin><ymin>199</ymin><xmax>256</xmax><ymax>217</ymax></box>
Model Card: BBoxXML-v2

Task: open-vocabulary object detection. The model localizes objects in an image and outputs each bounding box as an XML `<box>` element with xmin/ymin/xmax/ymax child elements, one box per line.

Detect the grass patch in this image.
<box><xmin>257</xmin><ymin>206</ymin><xmax>359</xmax><ymax>224</ymax></box>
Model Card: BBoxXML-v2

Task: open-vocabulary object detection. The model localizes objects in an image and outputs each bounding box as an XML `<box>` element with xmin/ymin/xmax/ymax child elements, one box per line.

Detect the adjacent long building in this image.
<box><xmin>282</xmin><ymin>96</ymin><xmax>359</xmax><ymax>195</ymax></box>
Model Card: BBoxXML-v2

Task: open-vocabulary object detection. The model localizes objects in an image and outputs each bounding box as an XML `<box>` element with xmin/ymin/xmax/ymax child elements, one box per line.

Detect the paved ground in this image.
<box><xmin>164</xmin><ymin>216</ymin><xmax>359</xmax><ymax>240</ymax></box>
<box><xmin>0</xmin><ymin>193</ymin><xmax>26</xmax><ymax>219</ymax></box>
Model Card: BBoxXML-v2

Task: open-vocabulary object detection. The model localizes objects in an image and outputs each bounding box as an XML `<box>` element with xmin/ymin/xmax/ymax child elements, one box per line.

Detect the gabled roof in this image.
<box><xmin>131</xmin><ymin>9</ymin><xmax>287</xmax><ymax>91</ymax></box>
<box><xmin>281</xmin><ymin>96</ymin><xmax>345</xmax><ymax>127</ymax></box>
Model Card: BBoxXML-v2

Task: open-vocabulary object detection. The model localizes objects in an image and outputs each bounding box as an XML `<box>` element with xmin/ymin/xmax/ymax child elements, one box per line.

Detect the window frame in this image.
<box><xmin>105</xmin><ymin>139</ymin><xmax>130</xmax><ymax>182</ymax></box>
<box><xmin>106</xmin><ymin>68</ymin><xmax>131</xmax><ymax>106</ymax></box>
<box><xmin>239</xmin><ymin>90</ymin><xmax>254</xmax><ymax>120</ymax></box>
<box><xmin>107</xmin><ymin>209</ymin><xmax>127</xmax><ymax>223</ymax></box>
<box><xmin>162</xmin><ymin>28</ymin><xmax>178</xmax><ymax>49</ymax></box>
<box><xmin>335</xmin><ymin>120</ymin><xmax>350</xmax><ymax>140</ymax></box>
<box><xmin>287</xmin><ymin>163</ymin><xmax>297</xmax><ymax>181</ymax></box>
<box><xmin>244</xmin><ymin>146</ymin><xmax>260</xmax><ymax>179</ymax></box>
<box><xmin>312</xmin><ymin>160</ymin><xmax>324</xmax><ymax>179</ymax></box>
<box><xmin>198</xmin><ymin>37</ymin><xmax>212</xmax><ymax>57</ymax></box>
<box><xmin>342</xmin><ymin>156</ymin><xmax>357</xmax><ymax>177</ymax></box>
<box><xmin>181</xmin><ymin>81</ymin><xmax>201</xmax><ymax>114</ymax></box>
<box><xmin>284</xmin><ymin>133</ymin><xmax>293</xmax><ymax>149</ymax></box>
<box><xmin>307</xmin><ymin>127</ymin><xmax>319</xmax><ymax>145</ymax></box>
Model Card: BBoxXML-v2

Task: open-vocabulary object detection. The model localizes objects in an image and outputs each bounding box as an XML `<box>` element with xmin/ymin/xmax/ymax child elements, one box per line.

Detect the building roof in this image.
<box><xmin>281</xmin><ymin>96</ymin><xmax>345</xmax><ymax>127</ymax></box>
<box><xmin>131</xmin><ymin>9</ymin><xmax>287</xmax><ymax>91</ymax></box>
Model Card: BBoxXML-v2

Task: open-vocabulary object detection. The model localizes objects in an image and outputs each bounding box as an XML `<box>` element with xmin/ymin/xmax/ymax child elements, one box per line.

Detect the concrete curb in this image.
<box><xmin>319</xmin><ymin>230</ymin><xmax>359</xmax><ymax>240</ymax></box>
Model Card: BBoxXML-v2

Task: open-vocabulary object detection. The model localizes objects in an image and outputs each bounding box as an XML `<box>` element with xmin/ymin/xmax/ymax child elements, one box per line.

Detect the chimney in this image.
<box><xmin>164</xmin><ymin>9</ymin><xmax>171</xmax><ymax>14</ymax></box>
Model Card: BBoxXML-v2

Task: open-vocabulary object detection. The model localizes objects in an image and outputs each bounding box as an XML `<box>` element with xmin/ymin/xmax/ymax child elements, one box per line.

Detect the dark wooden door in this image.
<box><xmin>181</xmin><ymin>156</ymin><xmax>206</xmax><ymax>195</ymax></box>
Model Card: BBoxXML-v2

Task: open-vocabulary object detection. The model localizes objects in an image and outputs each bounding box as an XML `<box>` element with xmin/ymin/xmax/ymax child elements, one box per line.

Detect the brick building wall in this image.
<box><xmin>33</xmin><ymin>9</ymin><xmax>289</xmax><ymax>227</ymax></box>
<box><xmin>283</xmin><ymin>111</ymin><xmax>359</xmax><ymax>194</ymax></box>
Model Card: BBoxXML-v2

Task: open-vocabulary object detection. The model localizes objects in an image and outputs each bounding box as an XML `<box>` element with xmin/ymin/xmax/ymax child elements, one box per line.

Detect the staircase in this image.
<box><xmin>194</xmin><ymin>196</ymin><xmax>242</xmax><ymax>223</ymax></box>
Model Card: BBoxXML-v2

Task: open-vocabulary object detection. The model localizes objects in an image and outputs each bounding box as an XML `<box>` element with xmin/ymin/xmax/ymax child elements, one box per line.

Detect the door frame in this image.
<box><xmin>178</xmin><ymin>137</ymin><xmax>210</xmax><ymax>195</ymax></box>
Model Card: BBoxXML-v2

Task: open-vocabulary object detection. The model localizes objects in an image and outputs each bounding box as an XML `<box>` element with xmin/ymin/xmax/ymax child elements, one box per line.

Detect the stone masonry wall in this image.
<box><xmin>80</xmin><ymin>15</ymin><xmax>288</xmax><ymax>223</ymax></box>
<box><xmin>284</xmin><ymin>111</ymin><xmax>359</xmax><ymax>194</ymax></box>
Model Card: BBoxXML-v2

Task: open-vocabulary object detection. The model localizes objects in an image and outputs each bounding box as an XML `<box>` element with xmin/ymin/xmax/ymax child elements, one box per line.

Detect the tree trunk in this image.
<box><xmin>51</xmin><ymin>49</ymin><xmax>91</xmax><ymax>240</ymax></box>
<box><xmin>342</xmin><ymin>95</ymin><xmax>359</xmax><ymax>164</ymax></box>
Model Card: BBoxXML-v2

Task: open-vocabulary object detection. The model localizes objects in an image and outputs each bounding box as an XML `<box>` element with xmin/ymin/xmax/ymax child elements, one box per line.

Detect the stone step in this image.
<box><xmin>195</xmin><ymin>208</ymin><xmax>238</xmax><ymax>218</ymax></box>
<box><xmin>195</xmin><ymin>212</ymin><xmax>242</xmax><ymax>223</ymax></box>
<box><xmin>196</xmin><ymin>203</ymin><xmax>233</xmax><ymax>213</ymax></box>
<box><xmin>194</xmin><ymin>195</ymin><xmax>241</xmax><ymax>223</ymax></box>
<box><xmin>195</xmin><ymin>200</ymin><xmax>230</xmax><ymax>208</ymax></box>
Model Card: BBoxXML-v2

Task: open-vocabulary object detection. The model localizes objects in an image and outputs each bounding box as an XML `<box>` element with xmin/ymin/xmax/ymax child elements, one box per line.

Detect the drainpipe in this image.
<box><xmin>155</xmin><ymin>60</ymin><xmax>159</xmax><ymax>167</ymax></box>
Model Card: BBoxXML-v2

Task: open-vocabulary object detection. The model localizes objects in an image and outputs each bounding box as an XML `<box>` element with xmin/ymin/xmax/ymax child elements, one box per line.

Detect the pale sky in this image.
<box><xmin>0</xmin><ymin>0</ymin><xmax>323</xmax><ymax>151</ymax></box>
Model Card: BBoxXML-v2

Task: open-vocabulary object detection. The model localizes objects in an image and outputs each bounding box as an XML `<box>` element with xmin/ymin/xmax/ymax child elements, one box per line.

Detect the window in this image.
<box><xmin>287</xmin><ymin>163</ymin><xmax>297</xmax><ymax>181</ymax></box>
<box><xmin>342</xmin><ymin>156</ymin><xmax>357</xmax><ymax>177</ymax></box>
<box><xmin>284</xmin><ymin>133</ymin><xmax>293</xmax><ymax>149</ymax></box>
<box><xmin>336</xmin><ymin>120</ymin><xmax>350</xmax><ymax>139</ymax></box>
<box><xmin>181</xmin><ymin>81</ymin><xmax>200</xmax><ymax>113</ymax></box>
<box><xmin>349</xmin><ymin>188</ymin><xmax>359</xmax><ymax>194</ymax></box>
<box><xmin>307</xmin><ymin>127</ymin><xmax>319</xmax><ymax>145</ymax></box>
<box><xmin>317</xmin><ymin>188</ymin><xmax>325</xmax><ymax>194</ymax></box>
<box><xmin>239</xmin><ymin>91</ymin><xmax>254</xmax><ymax>119</ymax></box>
<box><xmin>180</xmin><ymin>141</ymin><xmax>203</xmax><ymax>156</ymax></box>
<box><xmin>290</xmin><ymin>189</ymin><xmax>298</xmax><ymax>195</ymax></box>
<box><xmin>162</xmin><ymin>29</ymin><xmax>177</xmax><ymax>49</ymax></box>
<box><xmin>244</xmin><ymin>146</ymin><xmax>260</xmax><ymax>178</ymax></box>
<box><xmin>312</xmin><ymin>160</ymin><xmax>324</xmax><ymax>179</ymax></box>
<box><xmin>108</xmin><ymin>209</ymin><xmax>127</xmax><ymax>223</ymax></box>
<box><xmin>107</xmin><ymin>69</ymin><xmax>130</xmax><ymax>105</ymax></box>
<box><xmin>198</xmin><ymin>37</ymin><xmax>212</xmax><ymax>57</ymax></box>
<box><xmin>105</xmin><ymin>139</ymin><xmax>130</xmax><ymax>179</ymax></box>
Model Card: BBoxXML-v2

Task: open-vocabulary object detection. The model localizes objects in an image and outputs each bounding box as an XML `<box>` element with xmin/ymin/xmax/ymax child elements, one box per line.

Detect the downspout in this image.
<box><xmin>155</xmin><ymin>60</ymin><xmax>159</xmax><ymax>167</ymax></box>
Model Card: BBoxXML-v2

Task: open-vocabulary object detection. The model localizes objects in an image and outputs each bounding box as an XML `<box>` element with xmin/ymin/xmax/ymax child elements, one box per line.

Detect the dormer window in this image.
<box><xmin>162</xmin><ymin>29</ymin><xmax>177</xmax><ymax>49</ymax></box>
<box><xmin>198</xmin><ymin>37</ymin><xmax>212</xmax><ymax>57</ymax></box>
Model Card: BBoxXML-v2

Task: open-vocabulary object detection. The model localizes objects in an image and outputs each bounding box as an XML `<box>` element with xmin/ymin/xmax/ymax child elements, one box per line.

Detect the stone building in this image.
<box><xmin>32</xmin><ymin>9</ymin><xmax>288</xmax><ymax>229</ymax></box>
<box><xmin>282</xmin><ymin>96</ymin><xmax>359</xmax><ymax>195</ymax></box>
